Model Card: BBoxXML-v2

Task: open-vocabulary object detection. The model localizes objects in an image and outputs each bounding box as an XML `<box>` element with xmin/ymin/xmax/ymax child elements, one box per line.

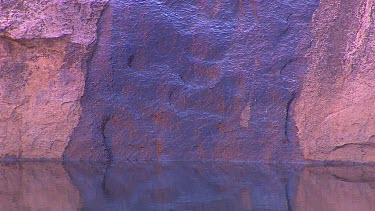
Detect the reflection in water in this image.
<box><xmin>66</xmin><ymin>162</ymin><xmax>299</xmax><ymax>211</ymax></box>
<box><xmin>0</xmin><ymin>162</ymin><xmax>80</xmax><ymax>211</ymax></box>
<box><xmin>1</xmin><ymin>162</ymin><xmax>375</xmax><ymax>210</ymax></box>
<box><xmin>295</xmin><ymin>166</ymin><xmax>375</xmax><ymax>211</ymax></box>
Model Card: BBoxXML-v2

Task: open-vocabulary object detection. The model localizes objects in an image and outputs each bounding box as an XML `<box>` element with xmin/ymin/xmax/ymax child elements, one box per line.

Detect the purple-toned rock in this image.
<box><xmin>64</xmin><ymin>0</ymin><xmax>319</xmax><ymax>161</ymax></box>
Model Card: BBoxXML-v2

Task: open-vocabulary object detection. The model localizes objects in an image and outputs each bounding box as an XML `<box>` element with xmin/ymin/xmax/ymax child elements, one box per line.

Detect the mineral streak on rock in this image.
<box><xmin>0</xmin><ymin>0</ymin><xmax>108</xmax><ymax>159</ymax></box>
<box><xmin>294</xmin><ymin>0</ymin><xmax>375</xmax><ymax>161</ymax></box>
<box><xmin>64</xmin><ymin>0</ymin><xmax>319</xmax><ymax>161</ymax></box>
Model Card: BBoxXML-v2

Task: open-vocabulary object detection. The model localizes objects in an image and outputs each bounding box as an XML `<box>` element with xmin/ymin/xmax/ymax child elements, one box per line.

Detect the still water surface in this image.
<box><xmin>0</xmin><ymin>161</ymin><xmax>374</xmax><ymax>210</ymax></box>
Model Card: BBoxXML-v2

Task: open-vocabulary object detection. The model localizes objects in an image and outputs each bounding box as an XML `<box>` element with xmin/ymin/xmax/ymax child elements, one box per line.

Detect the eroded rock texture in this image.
<box><xmin>0</xmin><ymin>0</ymin><xmax>108</xmax><ymax>159</ymax></box>
<box><xmin>294</xmin><ymin>0</ymin><xmax>375</xmax><ymax>161</ymax></box>
<box><xmin>2</xmin><ymin>0</ymin><xmax>372</xmax><ymax>162</ymax></box>
<box><xmin>64</xmin><ymin>0</ymin><xmax>319</xmax><ymax>161</ymax></box>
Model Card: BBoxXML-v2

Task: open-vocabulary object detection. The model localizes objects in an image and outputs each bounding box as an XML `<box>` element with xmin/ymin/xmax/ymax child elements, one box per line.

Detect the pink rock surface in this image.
<box><xmin>0</xmin><ymin>0</ymin><xmax>107</xmax><ymax>159</ymax></box>
<box><xmin>294</xmin><ymin>0</ymin><xmax>375</xmax><ymax>161</ymax></box>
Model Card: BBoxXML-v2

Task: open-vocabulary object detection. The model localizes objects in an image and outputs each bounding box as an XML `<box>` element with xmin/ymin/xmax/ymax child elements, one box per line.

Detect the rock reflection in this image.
<box><xmin>2</xmin><ymin>162</ymin><xmax>375</xmax><ymax>210</ymax></box>
<box><xmin>296</xmin><ymin>166</ymin><xmax>375</xmax><ymax>211</ymax></box>
<box><xmin>65</xmin><ymin>162</ymin><xmax>299</xmax><ymax>211</ymax></box>
<box><xmin>0</xmin><ymin>162</ymin><xmax>80</xmax><ymax>211</ymax></box>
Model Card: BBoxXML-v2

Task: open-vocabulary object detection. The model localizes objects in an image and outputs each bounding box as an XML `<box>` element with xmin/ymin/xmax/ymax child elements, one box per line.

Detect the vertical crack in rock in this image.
<box><xmin>168</xmin><ymin>87</ymin><xmax>177</xmax><ymax>106</ymax></box>
<box><xmin>279</xmin><ymin>14</ymin><xmax>293</xmax><ymax>37</ymax></box>
<box><xmin>284</xmin><ymin>91</ymin><xmax>296</xmax><ymax>143</ymax></box>
<box><xmin>100</xmin><ymin>116</ymin><xmax>113</xmax><ymax>162</ymax></box>
<box><xmin>127</xmin><ymin>54</ymin><xmax>135</xmax><ymax>68</ymax></box>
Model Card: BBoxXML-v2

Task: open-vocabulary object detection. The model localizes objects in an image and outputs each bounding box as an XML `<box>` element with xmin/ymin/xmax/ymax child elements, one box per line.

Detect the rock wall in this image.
<box><xmin>64</xmin><ymin>0</ymin><xmax>319</xmax><ymax>162</ymax></box>
<box><xmin>0</xmin><ymin>0</ymin><xmax>373</xmax><ymax>162</ymax></box>
<box><xmin>0</xmin><ymin>0</ymin><xmax>108</xmax><ymax>159</ymax></box>
<box><xmin>294</xmin><ymin>0</ymin><xmax>375</xmax><ymax>162</ymax></box>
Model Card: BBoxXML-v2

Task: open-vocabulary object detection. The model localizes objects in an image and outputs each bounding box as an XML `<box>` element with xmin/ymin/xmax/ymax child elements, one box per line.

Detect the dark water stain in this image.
<box><xmin>1</xmin><ymin>162</ymin><xmax>375</xmax><ymax>210</ymax></box>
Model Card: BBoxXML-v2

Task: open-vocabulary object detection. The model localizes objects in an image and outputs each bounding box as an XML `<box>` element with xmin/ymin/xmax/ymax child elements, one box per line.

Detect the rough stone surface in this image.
<box><xmin>294</xmin><ymin>0</ymin><xmax>375</xmax><ymax>161</ymax></box>
<box><xmin>0</xmin><ymin>0</ymin><xmax>108</xmax><ymax>159</ymax></box>
<box><xmin>64</xmin><ymin>0</ymin><xmax>319</xmax><ymax>161</ymax></box>
<box><xmin>1</xmin><ymin>0</ymin><xmax>373</xmax><ymax>162</ymax></box>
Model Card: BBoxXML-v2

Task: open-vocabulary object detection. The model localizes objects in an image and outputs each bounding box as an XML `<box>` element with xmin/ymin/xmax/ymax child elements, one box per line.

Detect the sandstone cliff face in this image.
<box><xmin>0</xmin><ymin>0</ymin><xmax>374</xmax><ymax>162</ymax></box>
<box><xmin>294</xmin><ymin>0</ymin><xmax>375</xmax><ymax>162</ymax></box>
<box><xmin>0</xmin><ymin>0</ymin><xmax>108</xmax><ymax>159</ymax></box>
